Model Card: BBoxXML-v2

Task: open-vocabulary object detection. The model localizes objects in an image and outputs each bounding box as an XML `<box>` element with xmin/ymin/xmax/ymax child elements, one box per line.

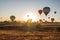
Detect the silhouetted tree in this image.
<box><xmin>10</xmin><ymin>15</ymin><xmax>16</xmax><ymax>22</ymax></box>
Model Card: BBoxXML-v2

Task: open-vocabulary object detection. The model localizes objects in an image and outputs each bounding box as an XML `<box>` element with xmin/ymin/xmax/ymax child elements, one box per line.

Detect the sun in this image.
<box><xmin>24</xmin><ymin>12</ymin><xmax>37</xmax><ymax>22</ymax></box>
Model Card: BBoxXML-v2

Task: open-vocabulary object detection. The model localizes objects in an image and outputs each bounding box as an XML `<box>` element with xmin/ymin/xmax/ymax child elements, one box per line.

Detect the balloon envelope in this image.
<box><xmin>48</xmin><ymin>17</ymin><xmax>50</xmax><ymax>19</ymax></box>
<box><xmin>54</xmin><ymin>11</ymin><xmax>57</xmax><ymax>14</ymax></box>
<box><xmin>38</xmin><ymin>9</ymin><xmax>42</xmax><ymax>15</ymax></box>
<box><xmin>43</xmin><ymin>7</ymin><xmax>50</xmax><ymax>16</ymax></box>
<box><xmin>27</xmin><ymin>15</ymin><xmax>29</xmax><ymax>17</ymax></box>
<box><xmin>51</xmin><ymin>18</ymin><xmax>54</xmax><ymax>22</ymax></box>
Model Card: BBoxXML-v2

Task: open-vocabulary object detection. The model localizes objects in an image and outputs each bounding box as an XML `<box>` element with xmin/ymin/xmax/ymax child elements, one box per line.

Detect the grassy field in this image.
<box><xmin>0</xmin><ymin>22</ymin><xmax>60</xmax><ymax>40</ymax></box>
<box><xmin>0</xmin><ymin>30</ymin><xmax>60</xmax><ymax>40</ymax></box>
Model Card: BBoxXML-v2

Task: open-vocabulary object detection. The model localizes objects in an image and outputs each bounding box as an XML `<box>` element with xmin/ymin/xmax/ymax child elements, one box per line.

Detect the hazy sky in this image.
<box><xmin>0</xmin><ymin>0</ymin><xmax>60</xmax><ymax>22</ymax></box>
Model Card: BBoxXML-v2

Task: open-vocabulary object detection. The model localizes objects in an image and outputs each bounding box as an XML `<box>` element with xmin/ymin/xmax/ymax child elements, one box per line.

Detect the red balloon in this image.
<box><xmin>38</xmin><ymin>9</ymin><xmax>42</xmax><ymax>15</ymax></box>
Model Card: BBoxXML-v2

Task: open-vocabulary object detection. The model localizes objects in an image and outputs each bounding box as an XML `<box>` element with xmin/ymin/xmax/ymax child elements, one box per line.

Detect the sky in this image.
<box><xmin>0</xmin><ymin>0</ymin><xmax>60</xmax><ymax>22</ymax></box>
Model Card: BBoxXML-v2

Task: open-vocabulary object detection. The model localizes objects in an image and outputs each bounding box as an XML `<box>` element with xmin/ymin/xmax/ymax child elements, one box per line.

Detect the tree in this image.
<box><xmin>10</xmin><ymin>15</ymin><xmax>16</xmax><ymax>22</ymax></box>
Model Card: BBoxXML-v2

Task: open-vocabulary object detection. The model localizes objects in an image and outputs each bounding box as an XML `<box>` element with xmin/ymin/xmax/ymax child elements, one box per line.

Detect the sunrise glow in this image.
<box><xmin>24</xmin><ymin>12</ymin><xmax>37</xmax><ymax>22</ymax></box>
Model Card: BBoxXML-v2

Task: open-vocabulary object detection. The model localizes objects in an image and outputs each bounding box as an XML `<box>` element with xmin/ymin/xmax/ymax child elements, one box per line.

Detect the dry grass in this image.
<box><xmin>0</xmin><ymin>30</ymin><xmax>60</xmax><ymax>40</ymax></box>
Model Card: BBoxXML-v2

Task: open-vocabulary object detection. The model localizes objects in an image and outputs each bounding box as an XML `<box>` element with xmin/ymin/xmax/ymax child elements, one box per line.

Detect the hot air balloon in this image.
<box><xmin>54</xmin><ymin>11</ymin><xmax>57</xmax><ymax>14</ymax></box>
<box><xmin>10</xmin><ymin>15</ymin><xmax>16</xmax><ymax>22</ymax></box>
<box><xmin>43</xmin><ymin>7</ymin><xmax>50</xmax><ymax>16</ymax></box>
<box><xmin>43</xmin><ymin>19</ymin><xmax>45</xmax><ymax>20</ymax></box>
<box><xmin>27</xmin><ymin>15</ymin><xmax>29</xmax><ymax>17</ymax></box>
<box><xmin>51</xmin><ymin>18</ymin><xmax>54</xmax><ymax>22</ymax></box>
<box><xmin>43</xmin><ymin>19</ymin><xmax>45</xmax><ymax>22</ymax></box>
<box><xmin>48</xmin><ymin>17</ymin><xmax>50</xmax><ymax>19</ymax></box>
<box><xmin>38</xmin><ymin>9</ymin><xmax>42</xmax><ymax>15</ymax></box>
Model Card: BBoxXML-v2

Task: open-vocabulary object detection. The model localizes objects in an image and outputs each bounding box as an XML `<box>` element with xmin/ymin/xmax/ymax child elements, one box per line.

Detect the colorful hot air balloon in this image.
<box><xmin>43</xmin><ymin>7</ymin><xmax>50</xmax><ymax>16</ymax></box>
<box><xmin>38</xmin><ymin>9</ymin><xmax>42</xmax><ymax>15</ymax></box>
